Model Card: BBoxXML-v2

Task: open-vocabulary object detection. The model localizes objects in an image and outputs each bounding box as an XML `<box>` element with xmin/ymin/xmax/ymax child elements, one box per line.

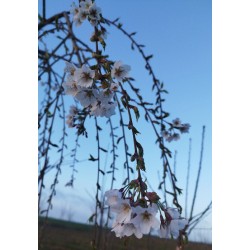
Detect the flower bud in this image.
<box><xmin>146</xmin><ymin>192</ymin><xmax>160</xmax><ymax>202</ymax></box>
<box><xmin>137</xmin><ymin>198</ymin><xmax>147</xmax><ymax>207</ymax></box>
<box><xmin>129</xmin><ymin>179</ymin><xmax>139</xmax><ymax>189</ymax></box>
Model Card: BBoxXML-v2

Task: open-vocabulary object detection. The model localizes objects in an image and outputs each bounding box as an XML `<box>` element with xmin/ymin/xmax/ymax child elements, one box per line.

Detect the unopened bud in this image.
<box><xmin>146</xmin><ymin>192</ymin><xmax>160</xmax><ymax>202</ymax></box>
<box><xmin>131</xmin><ymin>154</ymin><xmax>137</xmax><ymax>162</ymax></box>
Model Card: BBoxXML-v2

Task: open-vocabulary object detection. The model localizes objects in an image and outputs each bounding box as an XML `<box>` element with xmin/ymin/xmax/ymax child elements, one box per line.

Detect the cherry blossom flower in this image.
<box><xmin>74</xmin><ymin>65</ymin><xmax>95</xmax><ymax>88</ymax></box>
<box><xmin>172</xmin><ymin>133</ymin><xmax>180</xmax><ymax>141</ymax></box>
<box><xmin>64</xmin><ymin>62</ymin><xmax>76</xmax><ymax>76</ymax></box>
<box><xmin>166</xmin><ymin>208</ymin><xmax>180</xmax><ymax>219</ymax></box>
<box><xmin>104</xmin><ymin>189</ymin><xmax>122</xmax><ymax>207</ymax></box>
<box><xmin>111</xmin><ymin>222</ymin><xmax>124</xmax><ymax>238</ymax></box>
<box><xmin>180</xmin><ymin>123</ymin><xmax>190</xmax><ymax>134</ymax></box>
<box><xmin>66</xmin><ymin>114</ymin><xmax>74</xmax><ymax>128</ymax></box>
<box><xmin>87</xmin><ymin>90</ymin><xmax>117</xmax><ymax>117</ymax></box>
<box><xmin>90</xmin><ymin>102</ymin><xmax>117</xmax><ymax>118</ymax></box>
<box><xmin>131</xmin><ymin>204</ymin><xmax>160</xmax><ymax>235</ymax></box>
<box><xmin>161</xmin><ymin>130</ymin><xmax>170</xmax><ymax>139</ymax></box>
<box><xmin>75</xmin><ymin>88</ymin><xmax>98</xmax><ymax>108</ymax></box>
<box><xmin>65</xmin><ymin>106</ymin><xmax>79</xmax><ymax>128</ymax></box>
<box><xmin>172</xmin><ymin>118</ymin><xmax>182</xmax><ymax>128</ymax></box>
<box><xmin>111</xmin><ymin>61</ymin><xmax>131</xmax><ymax>81</ymax></box>
<box><xmin>159</xmin><ymin>219</ymin><xmax>188</xmax><ymax>239</ymax></box>
<box><xmin>70</xmin><ymin>2</ymin><xmax>79</xmax><ymax>17</ymax></box>
<box><xmin>159</xmin><ymin>208</ymin><xmax>188</xmax><ymax>239</ymax></box>
<box><xmin>62</xmin><ymin>77</ymin><xmax>81</xmax><ymax>96</ymax></box>
<box><xmin>69</xmin><ymin>105</ymin><xmax>78</xmax><ymax>115</ymax></box>
<box><xmin>98</xmin><ymin>90</ymin><xmax>114</xmax><ymax>104</ymax></box>
<box><xmin>73</xmin><ymin>13</ymin><xmax>83</xmax><ymax>27</ymax></box>
<box><xmin>110</xmin><ymin>199</ymin><xmax>133</xmax><ymax>224</ymax></box>
<box><xmin>162</xmin><ymin>130</ymin><xmax>174</xmax><ymax>143</ymax></box>
<box><xmin>78</xmin><ymin>8</ymin><xmax>88</xmax><ymax>22</ymax></box>
<box><xmin>111</xmin><ymin>222</ymin><xmax>143</xmax><ymax>239</ymax></box>
<box><xmin>88</xmin><ymin>3</ymin><xmax>102</xmax><ymax>26</ymax></box>
<box><xmin>162</xmin><ymin>131</ymin><xmax>180</xmax><ymax>143</ymax></box>
<box><xmin>79</xmin><ymin>0</ymin><xmax>93</xmax><ymax>11</ymax></box>
<box><xmin>110</xmin><ymin>82</ymin><xmax>119</xmax><ymax>92</ymax></box>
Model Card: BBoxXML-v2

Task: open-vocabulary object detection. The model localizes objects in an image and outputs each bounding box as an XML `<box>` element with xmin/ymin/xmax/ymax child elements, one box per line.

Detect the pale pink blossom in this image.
<box><xmin>172</xmin><ymin>118</ymin><xmax>182</xmax><ymax>128</ymax></box>
<box><xmin>62</xmin><ymin>77</ymin><xmax>81</xmax><ymax>97</ymax></box>
<box><xmin>64</xmin><ymin>61</ymin><xmax>76</xmax><ymax>76</ymax></box>
<box><xmin>69</xmin><ymin>105</ymin><xmax>78</xmax><ymax>115</ymax></box>
<box><xmin>159</xmin><ymin>219</ymin><xmax>188</xmax><ymax>239</ymax></box>
<box><xmin>104</xmin><ymin>189</ymin><xmax>122</xmax><ymax>207</ymax></box>
<box><xmin>111</xmin><ymin>222</ymin><xmax>143</xmax><ymax>239</ymax></box>
<box><xmin>90</xmin><ymin>102</ymin><xmax>117</xmax><ymax>118</ymax></box>
<box><xmin>111</xmin><ymin>199</ymin><xmax>133</xmax><ymax>224</ymax></box>
<box><xmin>110</xmin><ymin>82</ymin><xmax>119</xmax><ymax>92</ymax></box>
<box><xmin>131</xmin><ymin>204</ymin><xmax>160</xmax><ymax>235</ymax></box>
<box><xmin>180</xmin><ymin>123</ymin><xmax>190</xmax><ymax>134</ymax></box>
<box><xmin>111</xmin><ymin>61</ymin><xmax>131</xmax><ymax>81</ymax></box>
<box><xmin>70</xmin><ymin>2</ymin><xmax>79</xmax><ymax>17</ymax></box>
<box><xmin>88</xmin><ymin>3</ymin><xmax>102</xmax><ymax>26</ymax></box>
<box><xmin>66</xmin><ymin>114</ymin><xmax>74</xmax><ymax>128</ymax></box>
<box><xmin>75</xmin><ymin>88</ymin><xmax>98</xmax><ymax>107</ymax></box>
<box><xmin>74</xmin><ymin>65</ymin><xmax>95</xmax><ymax>88</ymax></box>
<box><xmin>79</xmin><ymin>0</ymin><xmax>93</xmax><ymax>11</ymax></box>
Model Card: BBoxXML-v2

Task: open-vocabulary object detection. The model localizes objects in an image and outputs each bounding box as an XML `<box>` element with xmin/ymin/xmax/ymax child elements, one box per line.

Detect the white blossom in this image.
<box><xmin>79</xmin><ymin>0</ymin><xmax>93</xmax><ymax>11</ymax></box>
<box><xmin>110</xmin><ymin>199</ymin><xmax>133</xmax><ymax>224</ymax></box>
<box><xmin>131</xmin><ymin>204</ymin><xmax>160</xmax><ymax>235</ymax></box>
<box><xmin>74</xmin><ymin>65</ymin><xmax>95</xmax><ymax>88</ymax></box>
<box><xmin>69</xmin><ymin>105</ymin><xmax>78</xmax><ymax>115</ymax></box>
<box><xmin>70</xmin><ymin>2</ymin><xmax>80</xmax><ymax>17</ymax></box>
<box><xmin>111</xmin><ymin>61</ymin><xmax>131</xmax><ymax>82</ymax></box>
<box><xmin>98</xmin><ymin>90</ymin><xmax>114</xmax><ymax>104</ymax></box>
<box><xmin>64</xmin><ymin>61</ymin><xmax>76</xmax><ymax>76</ymax></box>
<box><xmin>159</xmin><ymin>219</ymin><xmax>188</xmax><ymax>239</ymax></box>
<box><xmin>104</xmin><ymin>189</ymin><xmax>122</xmax><ymax>207</ymax></box>
<box><xmin>73</xmin><ymin>13</ymin><xmax>83</xmax><ymax>27</ymax></box>
<box><xmin>111</xmin><ymin>222</ymin><xmax>143</xmax><ymax>239</ymax></box>
<box><xmin>78</xmin><ymin>8</ymin><xmax>88</xmax><ymax>22</ymax></box>
<box><xmin>172</xmin><ymin>133</ymin><xmax>180</xmax><ymax>141</ymax></box>
<box><xmin>159</xmin><ymin>224</ymin><xmax>170</xmax><ymax>238</ymax></box>
<box><xmin>75</xmin><ymin>88</ymin><xmax>98</xmax><ymax>107</ymax></box>
<box><xmin>161</xmin><ymin>130</ymin><xmax>170</xmax><ymax>139</ymax></box>
<box><xmin>88</xmin><ymin>3</ymin><xmax>102</xmax><ymax>26</ymax></box>
<box><xmin>162</xmin><ymin>130</ymin><xmax>180</xmax><ymax>143</ymax></box>
<box><xmin>110</xmin><ymin>82</ymin><xmax>119</xmax><ymax>92</ymax></box>
<box><xmin>159</xmin><ymin>208</ymin><xmax>188</xmax><ymax>239</ymax></box>
<box><xmin>172</xmin><ymin>118</ymin><xmax>182</xmax><ymax>128</ymax></box>
<box><xmin>180</xmin><ymin>123</ymin><xmax>190</xmax><ymax>134</ymax></box>
<box><xmin>111</xmin><ymin>222</ymin><xmax>124</xmax><ymax>238</ymax></box>
<box><xmin>161</xmin><ymin>130</ymin><xmax>173</xmax><ymax>143</ymax></box>
<box><xmin>90</xmin><ymin>102</ymin><xmax>117</xmax><ymax>118</ymax></box>
<box><xmin>166</xmin><ymin>208</ymin><xmax>180</xmax><ymax>220</ymax></box>
<box><xmin>62</xmin><ymin>77</ymin><xmax>81</xmax><ymax>96</ymax></box>
<box><xmin>66</xmin><ymin>114</ymin><xmax>74</xmax><ymax>128</ymax></box>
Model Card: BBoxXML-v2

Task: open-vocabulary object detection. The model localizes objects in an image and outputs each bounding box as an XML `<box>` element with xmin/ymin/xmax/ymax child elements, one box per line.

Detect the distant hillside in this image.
<box><xmin>38</xmin><ymin>217</ymin><xmax>212</xmax><ymax>250</ymax></box>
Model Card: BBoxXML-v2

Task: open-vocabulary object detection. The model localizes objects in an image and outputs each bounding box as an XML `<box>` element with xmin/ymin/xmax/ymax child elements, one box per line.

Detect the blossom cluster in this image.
<box><xmin>70</xmin><ymin>0</ymin><xmax>102</xmax><ymax>27</ymax></box>
<box><xmin>104</xmin><ymin>181</ymin><xmax>188</xmax><ymax>240</ymax></box>
<box><xmin>162</xmin><ymin>118</ymin><xmax>191</xmax><ymax>143</ymax></box>
<box><xmin>62</xmin><ymin>60</ymin><xmax>131</xmax><ymax>122</ymax></box>
<box><xmin>66</xmin><ymin>105</ymin><xmax>80</xmax><ymax>128</ymax></box>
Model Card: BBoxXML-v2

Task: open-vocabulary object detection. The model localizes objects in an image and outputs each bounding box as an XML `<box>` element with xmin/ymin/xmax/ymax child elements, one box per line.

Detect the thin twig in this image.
<box><xmin>189</xmin><ymin>126</ymin><xmax>206</xmax><ymax>220</ymax></box>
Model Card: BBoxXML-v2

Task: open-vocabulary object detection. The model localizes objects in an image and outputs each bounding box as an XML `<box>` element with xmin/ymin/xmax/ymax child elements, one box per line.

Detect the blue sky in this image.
<box><xmin>38</xmin><ymin>0</ymin><xmax>212</xmax><ymax>243</ymax></box>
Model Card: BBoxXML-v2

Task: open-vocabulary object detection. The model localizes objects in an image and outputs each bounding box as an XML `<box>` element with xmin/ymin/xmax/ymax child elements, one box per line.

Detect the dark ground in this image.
<box><xmin>38</xmin><ymin>217</ymin><xmax>212</xmax><ymax>250</ymax></box>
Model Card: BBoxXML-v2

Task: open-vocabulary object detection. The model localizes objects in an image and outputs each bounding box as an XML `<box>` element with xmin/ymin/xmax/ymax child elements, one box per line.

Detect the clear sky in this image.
<box><xmin>38</xmin><ymin>0</ymin><xmax>212</xmax><ymax>243</ymax></box>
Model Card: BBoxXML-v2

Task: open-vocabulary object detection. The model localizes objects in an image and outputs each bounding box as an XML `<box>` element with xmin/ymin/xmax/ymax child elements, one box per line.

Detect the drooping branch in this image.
<box><xmin>189</xmin><ymin>126</ymin><xmax>206</xmax><ymax>220</ymax></box>
<box><xmin>185</xmin><ymin>138</ymin><xmax>192</xmax><ymax>218</ymax></box>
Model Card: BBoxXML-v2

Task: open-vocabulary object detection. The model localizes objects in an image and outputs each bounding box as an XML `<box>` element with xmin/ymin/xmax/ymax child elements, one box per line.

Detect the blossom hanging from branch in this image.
<box><xmin>38</xmin><ymin>0</ymin><xmax>192</xmax><ymax>249</ymax></box>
